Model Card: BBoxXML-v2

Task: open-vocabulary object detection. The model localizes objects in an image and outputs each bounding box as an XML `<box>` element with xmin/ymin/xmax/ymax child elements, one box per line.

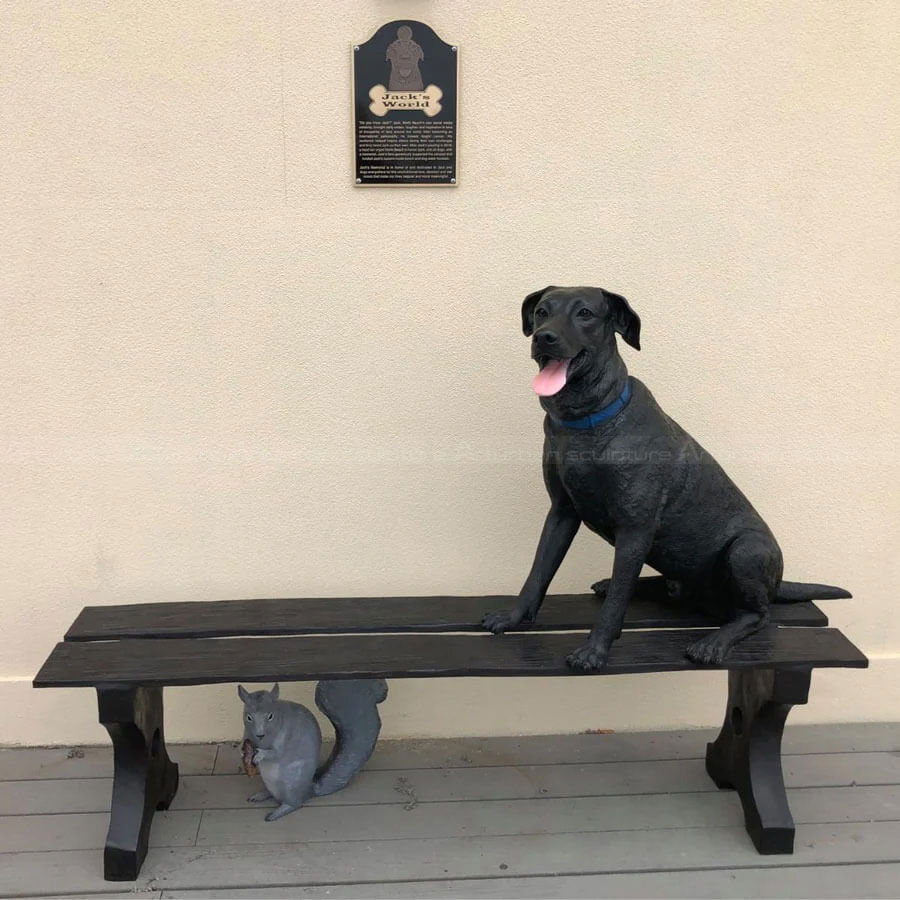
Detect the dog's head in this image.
<box><xmin>522</xmin><ymin>286</ymin><xmax>640</xmax><ymax>397</ymax></box>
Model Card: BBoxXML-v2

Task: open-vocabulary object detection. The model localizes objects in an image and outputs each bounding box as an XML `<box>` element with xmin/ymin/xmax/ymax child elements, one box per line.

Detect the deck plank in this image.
<box><xmin>0</xmin><ymin>809</ymin><xmax>200</xmax><ymax>854</ymax></box>
<box><xmin>210</xmin><ymin>723</ymin><xmax>900</xmax><ymax>774</ymax></box>
<box><xmin>41</xmin><ymin>894</ymin><xmax>162</xmax><ymax>900</ymax></box>
<box><xmin>194</xmin><ymin>785</ymin><xmax>900</xmax><ymax>847</ymax></box>
<box><xmin>0</xmin><ymin>743</ymin><xmax>217</xmax><ymax>782</ymax></box>
<box><xmin>3</xmin><ymin>822</ymin><xmax>899</xmax><ymax>896</ymax></box>
<box><xmin>158</xmin><ymin>863</ymin><xmax>900</xmax><ymax>899</ymax></box>
<box><xmin>215</xmin><ymin>731</ymin><xmax>721</xmax><ymax>773</ymax></box>
<box><xmin>5</xmin><ymin>752</ymin><xmax>896</xmax><ymax>816</ymax></box>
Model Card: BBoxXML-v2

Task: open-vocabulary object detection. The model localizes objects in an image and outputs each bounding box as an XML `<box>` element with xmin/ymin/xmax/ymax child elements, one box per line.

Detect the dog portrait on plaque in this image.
<box><xmin>353</xmin><ymin>21</ymin><xmax>458</xmax><ymax>186</ymax></box>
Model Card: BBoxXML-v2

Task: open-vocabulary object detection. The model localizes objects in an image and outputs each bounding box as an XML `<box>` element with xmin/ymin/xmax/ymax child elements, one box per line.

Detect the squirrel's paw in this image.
<box><xmin>248</xmin><ymin>789</ymin><xmax>274</xmax><ymax>803</ymax></box>
<box><xmin>265</xmin><ymin>803</ymin><xmax>299</xmax><ymax>822</ymax></box>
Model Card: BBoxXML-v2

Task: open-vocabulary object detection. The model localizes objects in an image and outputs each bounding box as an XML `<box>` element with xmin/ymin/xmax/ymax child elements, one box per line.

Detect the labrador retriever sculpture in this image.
<box><xmin>482</xmin><ymin>285</ymin><xmax>849</xmax><ymax>671</ymax></box>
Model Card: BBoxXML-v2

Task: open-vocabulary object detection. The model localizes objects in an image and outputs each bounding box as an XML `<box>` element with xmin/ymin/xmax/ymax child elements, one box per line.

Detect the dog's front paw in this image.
<box><xmin>685</xmin><ymin>634</ymin><xmax>728</xmax><ymax>666</ymax></box>
<box><xmin>566</xmin><ymin>642</ymin><xmax>609</xmax><ymax>672</ymax></box>
<box><xmin>247</xmin><ymin>789</ymin><xmax>273</xmax><ymax>803</ymax></box>
<box><xmin>482</xmin><ymin>609</ymin><xmax>522</xmax><ymax>634</ymax></box>
<box><xmin>591</xmin><ymin>579</ymin><xmax>610</xmax><ymax>597</ymax></box>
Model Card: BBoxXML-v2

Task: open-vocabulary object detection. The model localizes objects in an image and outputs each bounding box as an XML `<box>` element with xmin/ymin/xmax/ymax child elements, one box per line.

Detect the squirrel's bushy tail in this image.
<box><xmin>775</xmin><ymin>581</ymin><xmax>852</xmax><ymax>602</ymax></box>
<box><xmin>312</xmin><ymin>678</ymin><xmax>388</xmax><ymax>797</ymax></box>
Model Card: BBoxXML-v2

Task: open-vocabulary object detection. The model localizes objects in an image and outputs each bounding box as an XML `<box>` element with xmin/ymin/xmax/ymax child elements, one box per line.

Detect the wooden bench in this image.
<box><xmin>33</xmin><ymin>593</ymin><xmax>867</xmax><ymax>881</ymax></box>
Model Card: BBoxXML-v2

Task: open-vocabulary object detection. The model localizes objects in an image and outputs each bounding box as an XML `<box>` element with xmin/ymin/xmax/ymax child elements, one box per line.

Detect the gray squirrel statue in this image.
<box><xmin>239</xmin><ymin>679</ymin><xmax>388</xmax><ymax>821</ymax></box>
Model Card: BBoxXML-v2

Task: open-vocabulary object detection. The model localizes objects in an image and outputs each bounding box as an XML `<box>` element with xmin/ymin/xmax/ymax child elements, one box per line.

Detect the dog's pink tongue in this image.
<box><xmin>533</xmin><ymin>359</ymin><xmax>569</xmax><ymax>397</ymax></box>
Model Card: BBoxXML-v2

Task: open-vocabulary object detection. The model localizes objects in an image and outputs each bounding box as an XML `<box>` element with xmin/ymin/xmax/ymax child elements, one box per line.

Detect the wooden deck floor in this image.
<box><xmin>1</xmin><ymin>723</ymin><xmax>898</xmax><ymax>898</ymax></box>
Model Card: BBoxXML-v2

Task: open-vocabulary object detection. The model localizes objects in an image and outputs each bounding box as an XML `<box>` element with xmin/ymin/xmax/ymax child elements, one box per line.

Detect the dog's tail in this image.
<box><xmin>775</xmin><ymin>580</ymin><xmax>852</xmax><ymax>602</ymax></box>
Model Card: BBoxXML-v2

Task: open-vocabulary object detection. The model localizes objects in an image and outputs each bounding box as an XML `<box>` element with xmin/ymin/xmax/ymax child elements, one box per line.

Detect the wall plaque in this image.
<box><xmin>353</xmin><ymin>20</ymin><xmax>458</xmax><ymax>186</ymax></box>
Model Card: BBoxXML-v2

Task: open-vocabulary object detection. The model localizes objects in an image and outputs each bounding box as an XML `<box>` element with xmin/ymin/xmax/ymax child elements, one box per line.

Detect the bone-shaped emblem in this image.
<box><xmin>368</xmin><ymin>84</ymin><xmax>443</xmax><ymax>118</ymax></box>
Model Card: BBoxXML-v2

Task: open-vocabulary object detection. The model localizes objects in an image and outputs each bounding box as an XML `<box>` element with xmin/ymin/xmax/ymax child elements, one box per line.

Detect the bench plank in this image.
<box><xmin>35</xmin><ymin>626</ymin><xmax>867</xmax><ymax>688</ymax></box>
<box><xmin>64</xmin><ymin>594</ymin><xmax>829</xmax><ymax>641</ymax></box>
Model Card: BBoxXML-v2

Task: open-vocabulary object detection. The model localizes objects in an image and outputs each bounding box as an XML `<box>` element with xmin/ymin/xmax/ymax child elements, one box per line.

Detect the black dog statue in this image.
<box><xmin>483</xmin><ymin>285</ymin><xmax>849</xmax><ymax>671</ymax></box>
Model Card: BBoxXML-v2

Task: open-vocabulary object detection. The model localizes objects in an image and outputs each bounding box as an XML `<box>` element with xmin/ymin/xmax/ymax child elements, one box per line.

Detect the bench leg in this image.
<box><xmin>705</xmin><ymin>667</ymin><xmax>811</xmax><ymax>854</ymax></box>
<box><xmin>97</xmin><ymin>686</ymin><xmax>179</xmax><ymax>881</ymax></box>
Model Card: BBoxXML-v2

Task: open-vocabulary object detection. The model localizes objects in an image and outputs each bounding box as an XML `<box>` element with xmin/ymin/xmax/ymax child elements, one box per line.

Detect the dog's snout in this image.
<box><xmin>534</xmin><ymin>330</ymin><xmax>559</xmax><ymax>347</ymax></box>
<box><xmin>255</xmin><ymin>732</ymin><xmax>265</xmax><ymax>739</ymax></box>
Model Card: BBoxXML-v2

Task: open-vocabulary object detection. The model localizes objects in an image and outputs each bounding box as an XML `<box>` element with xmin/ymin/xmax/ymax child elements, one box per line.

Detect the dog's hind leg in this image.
<box><xmin>685</xmin><ymin>532</ymin><xmax>782</xmax><ymax>666</ymax></box>
<box><xmin>686</xmin><ymin>607</ymin><xmax>770</xmax><ymax>666</ymax></box>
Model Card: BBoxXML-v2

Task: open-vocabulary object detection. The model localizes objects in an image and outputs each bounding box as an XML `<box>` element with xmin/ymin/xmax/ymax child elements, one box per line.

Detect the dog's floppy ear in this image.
<box><xmin>604</xmin><ymin>290</ymin><xmax>641</xmax><ymax>350</ymax></box>
<box><xmin>521</xmin><ymin>286</ymin><xmax>558</xmax><ymax>336</ymax></box>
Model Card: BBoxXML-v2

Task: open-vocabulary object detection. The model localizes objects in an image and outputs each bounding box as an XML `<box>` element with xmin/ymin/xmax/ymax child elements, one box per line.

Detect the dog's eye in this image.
<box><xmin>266</xmin><ymin>713</ymin><xmax>274</xmax><ymax>721</ymax></box>
<box><xmin>535</xmin><ymin>308</ymin><xmax>548</xmax><ymax>320</ymax></box>
<box><xmin>576</xmin><ymin>308</ymin><xmax>594</xmax><ymax>319</ymax></box>
<box><xmin>246</xmin><ymin>714</ymin><xmax>252</xmax><ymax>722</ymax></box>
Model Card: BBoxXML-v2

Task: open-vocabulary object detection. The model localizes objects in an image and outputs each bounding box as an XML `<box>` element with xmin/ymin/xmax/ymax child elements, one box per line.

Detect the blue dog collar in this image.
<box><xmin>552</xmin><ymin>379</ymin><xmax>633</xmax><ymax>430</ymax></box>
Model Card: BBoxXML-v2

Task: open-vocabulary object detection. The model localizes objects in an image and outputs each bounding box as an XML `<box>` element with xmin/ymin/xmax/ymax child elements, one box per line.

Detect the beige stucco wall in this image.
<box><xmin>2</xmin><ymin>1</ymin><xmax>898</xmax><ymax>746</ymax></box>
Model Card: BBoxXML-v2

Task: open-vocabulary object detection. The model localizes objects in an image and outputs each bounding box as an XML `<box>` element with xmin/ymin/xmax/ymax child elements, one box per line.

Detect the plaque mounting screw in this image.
<box><xmin>451</xmin><ymin>46</ymin><xmax>457</xmax><ymax>52</ymax></box>
<box><xmin>450</xmin><ymin>178</ymin><xmax>457</xmax><ymax>184</ymax></box>
<box><xmin>354</xmin><ymin>45</ymin><xmax>360</xmax><ymax>52</ymax></box>
<box><xmin>355</xmin><ymin>178</ymin><xmax>362</xmax><ymax>184</ymax></box>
